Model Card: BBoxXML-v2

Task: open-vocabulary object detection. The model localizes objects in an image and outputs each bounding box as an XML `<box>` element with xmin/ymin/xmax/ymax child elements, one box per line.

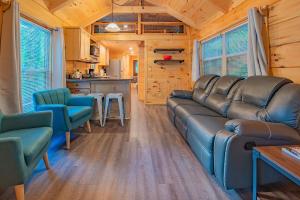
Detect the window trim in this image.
<box><xmin>200</xmin><ymin>21</ymin><xmax>248</xmax><ymax>77</ymax></box>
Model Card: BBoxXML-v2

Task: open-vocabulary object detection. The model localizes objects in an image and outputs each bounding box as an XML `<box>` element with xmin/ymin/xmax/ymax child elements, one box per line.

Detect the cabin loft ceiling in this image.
<box><xmin>38</xmin><ymin>0</ymin><xmax>245</xmax><ymax>29</ymax></box>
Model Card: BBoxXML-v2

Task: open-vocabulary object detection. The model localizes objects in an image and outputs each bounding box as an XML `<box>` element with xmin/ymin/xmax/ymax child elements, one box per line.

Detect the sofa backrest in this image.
<box><xmin>260</xmin><ymin>83</ymin><xmax>300</xmax><ymax>130</ymax></box>
<box><xmin>204</xmin><ymin>76</ymin><xmax>243</xmax><ymax>117</ymax></box>
<box><xmin>192</xmin><ymin>75</ymin><xmax>219</xmax><ymax>104</ymax></box>
<box><xmin>227</xmin><ymin>76</ymin><xmax>292</xmax><ymax>120</ymax></box>
<box><xmin>33</xmin><ymin>88</ymin><xmax>71</xmax><ymax>108</ymax></box>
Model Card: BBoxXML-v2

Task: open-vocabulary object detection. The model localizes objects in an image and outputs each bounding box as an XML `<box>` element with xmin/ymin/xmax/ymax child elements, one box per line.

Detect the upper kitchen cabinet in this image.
<box><xmin>64</xmin><ymin>28</ymin><xmax>91</xmax><ymax>61</ymax></box>
<box><xmin>99</xmin><ymin>44</ymin><xmax>109</xmax><ymax>66</ymax></box>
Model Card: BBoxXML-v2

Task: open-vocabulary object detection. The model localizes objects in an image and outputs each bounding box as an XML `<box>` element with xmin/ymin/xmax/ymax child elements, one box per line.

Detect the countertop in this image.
<box><xmin>67</xmin><ymin>77</ymin><xmax>133</xmax><ymax>82</ymax></box>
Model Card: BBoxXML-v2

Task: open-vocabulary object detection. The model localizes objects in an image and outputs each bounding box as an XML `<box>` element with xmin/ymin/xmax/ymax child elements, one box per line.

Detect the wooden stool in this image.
<box><xmin>103</xmin><ymin>93</ymin><xmax>124</xmax><ymax>126</ymax></box>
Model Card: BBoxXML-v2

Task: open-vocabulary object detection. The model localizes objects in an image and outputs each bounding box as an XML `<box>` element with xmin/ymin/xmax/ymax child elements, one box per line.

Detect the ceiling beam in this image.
<box><xmin>92</xmin><ymin>33</ymin><xmax>188</xmax><ymax>41</ymax></box>
<box><xmin>48</xmin><ymin>0</ymin><xmax>74</xmax><ymax>13</ymax></box>
<box><xmin>147</xmin><ymin>0</ymin><xmax>198</xmax><ymax>29</ymax></box>
<box><xmin>79</xmin><ymin>5</ymin><xmax>166</xmax><ymax>27</ymax></box>
<box><xmin>114</xmin><ymin>6</ymin><xmax>165</xmax><ymax>13</ymax></box>
<box><xmin>208</xmin><ymin>0</ymin><xmax>233</xmax><ymax>13</ymax></box>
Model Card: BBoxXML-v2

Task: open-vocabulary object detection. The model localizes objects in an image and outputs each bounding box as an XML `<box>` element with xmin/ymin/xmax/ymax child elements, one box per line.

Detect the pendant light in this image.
<box><xmin>105</xmin><ymin>0</ymin><xmax>120</xmax><ymax>32</ymax></box>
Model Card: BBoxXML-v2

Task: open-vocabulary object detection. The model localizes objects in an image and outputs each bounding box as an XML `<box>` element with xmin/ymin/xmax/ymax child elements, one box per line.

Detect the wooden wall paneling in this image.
<box><xmin>268</xmin><ymin>0</ymin><xmax>300</xmax><ymax>83</ymax></box>
<box><xmin>138</xmin><ymin>44</ymin><xmax>145</xmax><ymax>101</ymax></box>
<box><xmin>268</xmin><ymin>0</ymin><xmax>300</xmax><ymax>25</ymax></box>
<box><xmin>269</xmin><ymin>16</ymin><xmax>300</xmax><ymax>47</ymax></box>
<box><xmin>271</xmin><ymin>67</ymin><xmax>300</xmax><ymax>83</ymax></box>
<box><xmin>270</xmin><ymin>43</ymin><xmax>300</xmax><ymax>68</ymax></box>
<box><xmin>197</xmin><ymin>0</ymin><xmax>279</xmax><ymax>40</ymax></box>
<box><xmin>145</xmin><ymin>39</ymin><xmax>190</xmax><ymax>104</ymax></box>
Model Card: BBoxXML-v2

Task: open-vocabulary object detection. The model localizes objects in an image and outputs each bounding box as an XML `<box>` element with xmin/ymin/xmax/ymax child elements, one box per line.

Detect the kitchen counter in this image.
<box><xmin>66</xmin><ymin>78</ymin><xmax>133</xmax><ymax>82</ymax></box>
<box><xmin>66</xmin><ymin>78</ymin><xmax>132</xmax><ymax>119</ymax></box>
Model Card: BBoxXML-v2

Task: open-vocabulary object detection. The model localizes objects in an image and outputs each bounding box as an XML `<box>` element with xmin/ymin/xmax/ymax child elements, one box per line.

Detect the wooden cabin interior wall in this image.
<box><xmin>195</xmin><ymin>0</ymin><xmax>300</xmax><ymax>83</ymax></box>
<box><xmin>138</xmin><ymin>43</ymin><xmax>145</xmax><ymax>101</ymax></box>
<box><xmin>144</xmin><ymin>39</ymin><xmax>191</xmax><ymax>104</ymax></box>
<box><xmin>268</xmin><ymin>0</ymin><xmax>300</xmax><ymax>83</ymax></box>
<box><xmin>3</xmin><ymin>0</ymin><xmax>299</xmax><ymax>106</ymax></box>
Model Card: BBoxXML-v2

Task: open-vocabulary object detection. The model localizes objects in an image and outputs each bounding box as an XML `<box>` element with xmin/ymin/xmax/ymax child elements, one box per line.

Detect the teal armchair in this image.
<box><xmin>33</xmin><ymin>88</ymin><xmax>94</xmax><ymax>149</ymax></box>
<box><xmin>0</xmin><ymin>111</ymin><xmax>53</xmax><ymax>200</ymax></box>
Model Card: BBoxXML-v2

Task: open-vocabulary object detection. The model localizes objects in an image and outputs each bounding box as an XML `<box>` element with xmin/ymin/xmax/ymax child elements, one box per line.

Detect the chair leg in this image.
<box><xmin>103</xmin><ymin>97</ymin><xmax>110</xmax><ymax>126</ymax></box>
<box><xmin>43</xmin><ymin>152</ymin><xmax>50</xmax><ymax>170</ymax></box>
<box><xmin>65</xmin><ymin>131</ymin><xmax>71</xmax><ymax>150</ymax></box>
<box><xmin>118</xmin><ymin>96</ymin><xmax>124</xmax><ymax>127</ymax></box>
<box><xmin>14</xmin><ymin>184</ymin><xmax>24</xmax><ymax>200</ymax></box>
<box><xmin>99</xmin><ymin>97</ymin><xmax>104</xmax><ymax>127</ymax></box>
<box><xmin>86</xmin><ymin>120</ymin><xmax>91</xmax><ymax>133</ymax></box>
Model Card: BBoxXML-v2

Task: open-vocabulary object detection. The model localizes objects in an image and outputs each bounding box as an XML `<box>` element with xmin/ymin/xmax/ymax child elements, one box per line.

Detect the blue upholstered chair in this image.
<box><xmin>33</xmin><ymin>88</ymin><xmax>94</xmax><ymax>149</ymax></box>
<box><xmin>0</xmin><ymin>111</ymin><xmax>53</xmax><ymax>200</ymax></box>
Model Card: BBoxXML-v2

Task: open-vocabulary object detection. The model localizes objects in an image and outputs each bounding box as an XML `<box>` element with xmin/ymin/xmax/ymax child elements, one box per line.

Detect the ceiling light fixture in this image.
<box><xmin>105</xmin><ymin>0</ymin><xmax>120</xmax><ymax>32</ymax></box>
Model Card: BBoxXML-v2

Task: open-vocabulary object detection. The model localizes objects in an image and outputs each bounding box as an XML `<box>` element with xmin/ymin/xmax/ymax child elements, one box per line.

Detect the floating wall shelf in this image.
<box><xmin>154</xmin><ymin>60</ymin><xmax>185</xmax><ymax>65</ymax></box>
<box><xmin>153</xmin><ymin>48</ymin><xmax>185</xmax><ymax>54</ymax></box>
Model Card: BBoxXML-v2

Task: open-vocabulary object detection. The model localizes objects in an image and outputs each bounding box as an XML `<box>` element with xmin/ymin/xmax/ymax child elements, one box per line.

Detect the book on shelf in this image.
<box><xmin>282</xmin><ymin>146</ymin><xmax>300</xmax><ymax>160</ymax></box>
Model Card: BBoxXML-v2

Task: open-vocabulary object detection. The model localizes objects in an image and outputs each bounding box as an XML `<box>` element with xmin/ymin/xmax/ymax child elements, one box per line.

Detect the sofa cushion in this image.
<box><xmin>175</xmin><ymin>104</ymin><xmax>220</xmax><ymax>123</ymax></box>
<box><xmin>0</xmin><ymin>127</ymin><xmax>52</xmax><ymax>165</ymax></box>
<box><xmin>228</xmin><ymin>76</ymin><xmax>291</xmax><ymax>120</ymax></box>
<box><xmin>205</xmin><ymin>76</ymin><xmax>242</xmax><ymax>117</ymax></box>
<box><xmin>262</xmin><ymin>83</ymin><xmax>300</xmax><ymax>129</ymax></box>
<box><xmin>167</xmin><ymin>97</ymin><xmax>199</xmax><ymax>111</ymax></box>
<box><xmin>68</xmin><ymin>106</ymin><xmax>92</xmax><ymax>122</ymax></box>
<box><xmin>187</xmin><ymin>115</ymin><xmax>228</xmax><ymax>153</ymax></box>
<box><xmin>193</xmin><ymin>76</ymin><xmax>219</xmax><ymax>105</ymax></box>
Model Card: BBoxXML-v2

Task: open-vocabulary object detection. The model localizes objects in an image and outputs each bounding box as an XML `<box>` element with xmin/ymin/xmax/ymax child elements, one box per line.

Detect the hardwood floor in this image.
<box><xmin>0</xmin><ymin>90</ymin><xmax>299</xmax><ymax>200</ymax></box>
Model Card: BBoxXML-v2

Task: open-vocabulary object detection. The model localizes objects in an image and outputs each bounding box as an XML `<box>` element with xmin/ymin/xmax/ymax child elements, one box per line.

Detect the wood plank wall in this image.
<box><xmin>138</xmin><ymin>43</ymin><xmax>145</xmax><ymax>101</ymax></box>
<box><xmin>269</xmin><ymin>0</ymin><xmax>300</xmax><ymax>83</ymax></box>
<box><xmin>144</xmin><ymin>40</ymin><xmax>191</xmax><ymax>104</ymax></box>
<box><xmin>196</xmin><ymin>0</ymin><xmax>300</xmax><ymax>84</ymax></box>
<box><xmin>197</xmin><ymin>0</ymin><xmax>279</xmax><ymax>40</ymax></box>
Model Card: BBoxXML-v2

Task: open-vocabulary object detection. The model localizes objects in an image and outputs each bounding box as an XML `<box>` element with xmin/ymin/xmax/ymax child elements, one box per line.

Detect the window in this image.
<box><xmin>202</xmin><ymin>35</ymin><xmax>222</xmax><ymax>76</ymax></box>
<box><xmin>201</xmin><ymin>23</ymin><xmax>248</xmax><ymax>77</ymax></box>
<box><xmin>20</xmin><ymin>18</ymin><xmax>51</xmax><ymax>112</ymax></box>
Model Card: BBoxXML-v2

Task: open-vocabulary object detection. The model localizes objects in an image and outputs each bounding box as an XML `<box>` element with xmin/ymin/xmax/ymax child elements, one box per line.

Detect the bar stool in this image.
<box><xmin>88</xmin><ymin>93</ymin><xmax>104</xmax><ymax>127</ymax></box>
<box><xmin>103</xmin><ymin>93</ymin><xmax>124</xmax><ymax>127</ymax></box>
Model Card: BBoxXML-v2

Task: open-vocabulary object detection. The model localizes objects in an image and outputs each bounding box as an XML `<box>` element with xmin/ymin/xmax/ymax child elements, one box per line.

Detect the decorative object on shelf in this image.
<box><xmin>105</xmin><ymin>0</ymin><xmax>120</xmax><ymax>32</ymax></box>
<box><xmin>163</xmin><ymin>55</ymin><xmax>172</xmax><ymax>60</ymax></box>
<box><xmin>154</xmin><ymin>60</ymin><xmax>184</xmax><ymax>65</ymax></box>
<box><xmin>153</xmin><ymin>48</ymin><xmax>184</xmax><ymax>54</ymax></box>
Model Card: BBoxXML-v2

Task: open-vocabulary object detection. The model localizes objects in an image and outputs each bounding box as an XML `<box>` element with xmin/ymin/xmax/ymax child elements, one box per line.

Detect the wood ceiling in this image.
<box><xmin>33</xmin><ymin>0</ymin><xmax>246</xmax><ymax>29</ymax></box>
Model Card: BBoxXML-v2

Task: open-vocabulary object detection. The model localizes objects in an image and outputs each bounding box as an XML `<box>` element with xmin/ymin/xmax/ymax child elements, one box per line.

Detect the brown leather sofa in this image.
<box><xmin>167</xmin><ymin>75</ymin><xmax>300</xmax><ymax>189</ymax></box>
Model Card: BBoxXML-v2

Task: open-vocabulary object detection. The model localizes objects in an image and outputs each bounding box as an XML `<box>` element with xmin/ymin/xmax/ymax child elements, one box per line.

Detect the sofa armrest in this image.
<box><xmin>213</xmin><ymin>120</ymin><xmax>300</xmax><ymax>190</ymax></box>
<box><xmin>225</xmin><ymin>119</ymin><xmax>300</xmax><ymax>142</ymax></box>
<box><xmin>67</xmin><ymin>96</ymin><xmax>94</xmax><ymax>107</ymax></box>
<box><xmin>36</xmin><ymin>104</ymin><xmax>70</xmax><ymax>131</ymax></box>
<box><xmin>0</xmin><ymin>138</ymin><xmax>27</xmax><ymax>187</ymax></box>
<box><xmin>0</xmin><ymin>111</ymin><xmax>53</xmax><ymax>133</ymax></box>
<box><xmin>170</xmin><ymin>90</ymin><xmax>193</xmax><ymax>99</ymax></box>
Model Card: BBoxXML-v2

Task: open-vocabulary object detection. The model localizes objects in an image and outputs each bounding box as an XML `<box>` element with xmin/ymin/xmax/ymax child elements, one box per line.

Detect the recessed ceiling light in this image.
<box><xmin>129</xmin><ymin>47</ymin><xmax>133</xmax><ymax>50</ymax></box>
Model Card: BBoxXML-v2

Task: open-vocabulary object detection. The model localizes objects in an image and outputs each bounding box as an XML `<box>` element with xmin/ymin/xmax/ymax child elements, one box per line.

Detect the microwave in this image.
<box><xmin>90</xmin><ymin>45</ymin><xmax>100</xmax><ymax>57</ymax></box>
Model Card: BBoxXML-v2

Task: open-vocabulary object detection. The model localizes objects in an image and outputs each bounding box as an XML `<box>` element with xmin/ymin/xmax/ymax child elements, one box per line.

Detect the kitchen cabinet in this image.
<box><xmin>99</xmin><ymin>44</ymin><xmax>109</xmax><ymax>66</ymax></box>
<box><xmin>64</xmin><ymin>28</ymin><xmax>91</xmax><ymax>61</ymax></box>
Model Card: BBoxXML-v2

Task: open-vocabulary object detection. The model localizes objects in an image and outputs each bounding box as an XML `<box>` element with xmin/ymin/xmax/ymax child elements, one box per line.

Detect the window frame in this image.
<box><xmin>200</xmin><ymin>22</ymin><xmax>248</xmax><ymax>77</ymax></box>
<box><xmin>20</xmin><ymin>17</ymin><xmax>52</xmax><ymax>112</ymax></box>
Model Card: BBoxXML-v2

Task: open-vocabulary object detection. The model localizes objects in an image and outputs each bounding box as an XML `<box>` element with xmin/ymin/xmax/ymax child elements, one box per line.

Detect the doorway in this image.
<box><xmin>100</xmin><ymin>40</ymin><xmax>144</xmax><ymax>100</ymax></box>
